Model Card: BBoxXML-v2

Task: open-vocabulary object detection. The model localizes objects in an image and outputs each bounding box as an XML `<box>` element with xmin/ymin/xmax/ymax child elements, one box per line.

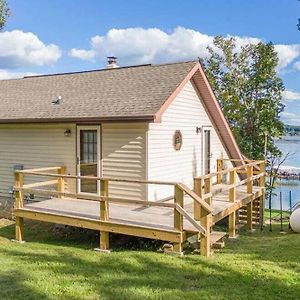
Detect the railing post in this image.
<box><xmin>229</xmin><ymin>169</ymin><xmax>236</xmax><ymax>238</ymax></box>
<box><xmin>259</xmin><ymin>161</ymin><xmax>266</xmax><ymax>229</ymax></box>
<box><xmin>204</xmin><ymin>177</ymin><xmax>212</xmax><ymax>205</ymax></box>
<box><xmin>57</xmin><ymin>166</ymin><xmax>66</xmax><ymax>198</ymax></box>
<box><xmin>174</xmin><ymin>185</ymin><xmax>184</xmax><ymax>254</ymax></box>
<box><xmin>247</xmin><ymin>165</ymin><xmax>254</xmax><ymax>231</ymax></box>
<box><xmin>15</xmin><ymin>171</ymin><xmax>24</xmax><ymax>242</ymax></box>
<box><xmin>99</xmin><ymin>179</ymin><xmax>110</xmax><ymax>251</ymax></box>
<box><xmin>193</xmin><ymin>178</ymin><xmax>202</xmax><ymax>221</ymax></box>
<box><xmin>217</xmin><ymin>159</ymin><xmax>223</xmax><ymax>184</ymax></box>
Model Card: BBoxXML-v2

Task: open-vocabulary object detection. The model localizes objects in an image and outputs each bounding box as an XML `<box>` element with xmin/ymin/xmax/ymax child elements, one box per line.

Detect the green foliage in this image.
<box><xmin>204</xmin><ymin>36</ymin><xmax>285</xmax><ymax>159</ymax></box>
<box><xmin>0</xmin><ymin>0</ymin><xmax>9</xmax><ymax>30</ymax></box>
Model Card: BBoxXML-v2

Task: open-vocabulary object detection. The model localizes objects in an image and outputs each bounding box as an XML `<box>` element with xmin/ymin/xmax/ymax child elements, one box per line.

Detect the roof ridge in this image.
<box><xmin>0</xmin><ymin>60</ymin><xmax>197</xmax><ymax>81</ymax></box>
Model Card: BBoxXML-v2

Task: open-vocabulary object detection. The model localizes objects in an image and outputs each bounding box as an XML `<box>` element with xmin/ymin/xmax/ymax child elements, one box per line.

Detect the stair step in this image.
<box><xmin>210</xmin><ymin>231</ymin><xmax>227</xmax><ymax>246</ymax></box>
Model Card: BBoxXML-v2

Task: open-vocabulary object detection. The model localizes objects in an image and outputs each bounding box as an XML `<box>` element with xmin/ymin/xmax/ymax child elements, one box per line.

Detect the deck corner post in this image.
<box><xmin>200</xmin><ymin>209</ymin><xmax>211</xmax><ymax>257</ymax></box>
<box><xmin>100</xmin><ymin>179</ymin><xmax>109</xmax><ymax>251</ymax></box>
<box><xmin>258</xmin><ymin>161</ymin><xmax>266</xmax><ymax>228</ymax></box>
<box><xmin>174</xmin><ymin>185</ymin><xmax>184</xmax><ymax>254</ymax></box>
<box><xmin>57</xmin><ymin>166</ymin><xmax>66</xmax><ymax>198</ymax></box>
<box><xmin>193</xmin><ymin>178</ymin><xmax>202</xmax><ymax>221</ymax></box>
<box><xmin>228</xmin><ymin>169</ymin><xmax>236</xmax><ymax>238</ymax></box>
<box><xmin>246</xmin><ymin>165</ymin><xmax>254</xmax><ymax>231</ymax></box>
<box><xmin>217</xmin><ymin>159</ymin><xmax>223</xmax><ymax>184</ymax></box>
<box><xmin>247</xmin><ymin>165</ymin><xmax>253</xmax><ymax>194</ymax></box>
<box><xmin>204</xmin><ymin>177</ymin><xmax>212</xmax><ymax>205</ymax></box>
<box><xmin>14</xmin><ymin>171</ymin><xmax>24</xmax><ymax>242</ymax></box>
<box><xmin>229</xmin><ymin>169</ymin><xmax>236</xmax><ymax>203</ymax></box>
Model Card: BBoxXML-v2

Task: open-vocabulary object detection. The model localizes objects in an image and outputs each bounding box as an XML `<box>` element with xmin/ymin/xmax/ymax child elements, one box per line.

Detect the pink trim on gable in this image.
<box><xmin>154</xmin><ymin>61</ymin><xmax>243</xmax><ymax>163</ymax></box>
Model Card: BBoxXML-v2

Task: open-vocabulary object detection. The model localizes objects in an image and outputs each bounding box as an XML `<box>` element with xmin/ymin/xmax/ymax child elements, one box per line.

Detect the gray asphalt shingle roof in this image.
<box><xmin>0</xmin><ymin>60</ymin><xmax>197</xmax><ymax>123</ymax></box>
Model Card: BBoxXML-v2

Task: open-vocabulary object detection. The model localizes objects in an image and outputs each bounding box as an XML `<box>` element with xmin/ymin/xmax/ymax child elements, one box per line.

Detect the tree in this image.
<box><xmin>204</xmin><ymin>36</ymin><xmax>285</xmax><ymax>159</ymax></box>
<box><xmin>0</xmin><ymin>0</ymin><xmax>9</xmax><ymax>30</ymax></box>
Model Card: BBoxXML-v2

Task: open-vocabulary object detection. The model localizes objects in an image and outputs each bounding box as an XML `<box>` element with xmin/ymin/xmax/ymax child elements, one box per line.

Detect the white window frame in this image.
<box><xmin>76</xmin><ymin>125</ymin><xmax>101</xmax><ymax>195</ymax></box>
<box><xmin>202</xmin><ymin>126</ymin><xmax>212</xmax><ymax>175</ymax></box>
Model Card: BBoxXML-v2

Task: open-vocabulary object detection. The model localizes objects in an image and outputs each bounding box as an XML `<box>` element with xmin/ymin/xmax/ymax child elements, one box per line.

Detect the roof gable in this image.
<box><xmin>154</xmin><ymin>62</ymin><xmax>243</xmax><ymax>162</ymax></box>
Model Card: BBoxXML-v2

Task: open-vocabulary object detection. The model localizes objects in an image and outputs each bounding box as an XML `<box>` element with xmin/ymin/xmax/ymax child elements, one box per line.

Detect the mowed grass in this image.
<box><xmin>0</xmin><ymin>219</ymin><xmax>299</xmax><ymax>300</ymax></box>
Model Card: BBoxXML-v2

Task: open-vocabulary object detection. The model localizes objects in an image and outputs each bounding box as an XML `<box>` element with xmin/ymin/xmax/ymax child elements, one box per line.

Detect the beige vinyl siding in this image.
<box><xmin>102</xmin><ymin>123</ymin><xmax>147</xmax><ymax>200</ymax></box>
<box><xmin>0</xmin><ymin>124</ymin><xmax>76</xmax><ymax>197</ymax></box>
<box><xmin>147</xmin><ymin>80</ymin><xmax>233</xmax><ymax>200</ymax></box>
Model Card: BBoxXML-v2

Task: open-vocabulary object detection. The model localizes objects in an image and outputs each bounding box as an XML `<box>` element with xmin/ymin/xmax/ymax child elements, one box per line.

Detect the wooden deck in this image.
<box><xmin>13</xmin><ymin>159</ymin><xmax>266</xmax><ymax>256</ymax></box>
<box><xmin>19</xmin><ymin>185</ymin><xmax>261</xmax><ymax>233</ymax></box>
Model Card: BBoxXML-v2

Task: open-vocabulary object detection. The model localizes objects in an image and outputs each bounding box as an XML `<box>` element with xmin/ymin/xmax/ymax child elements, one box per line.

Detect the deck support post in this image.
<box><xmin>228</xmin><ymin>170</ymin><xmax>236</xmax><ymax>238</ymax></box>
<box><xmin>173</xmin><ymin>185</ymin><xmax>184</xmax><ymax>255</ymax></box>
<box><xmin>200</xmin><ymin>177</ymin><xmax>212</xmax><ymax>257</ymax></box>
<box><xmin>99</xmin><ymin>179</ymin><xmax>110</xmax><ymax>251</ymax></box>
<box><xmin>15</xmin><ymin>172</ymin><xmax>24</xmax><ymax>242</ymax></box>
<box><xmin>259</xmin><ymin>162</ymin><xmax>266</xmax><ymax>229</ymax></box>
<box><xmin>57</xmin><ymin>166</ymin><xmax>66</xmax><ymax>198</ymax></box>
<box><xmin>193</xmin><ymin>178</ymin><xmax>203</xmax><ymax>221</ymax></box>
<box><xmin>247</xmin><ymin>165</ymin><xmax>254</xmax><ymax>231</ymax></box>
<box><xmin>217</xmin><ymin>159</ymin><xmax>223</xmax><ymax>184</ymax></box>
<box><xmin>200</xmin><ymin>209</ymin><xmax>211</xmax><ymax>257</ymax></box>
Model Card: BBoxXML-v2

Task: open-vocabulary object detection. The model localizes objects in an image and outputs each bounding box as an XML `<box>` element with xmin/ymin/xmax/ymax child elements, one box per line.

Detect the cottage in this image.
<box><xmin>0</xmin><ymin>59</ymin><xmax>265</xmax><ymax>256</ymax></box>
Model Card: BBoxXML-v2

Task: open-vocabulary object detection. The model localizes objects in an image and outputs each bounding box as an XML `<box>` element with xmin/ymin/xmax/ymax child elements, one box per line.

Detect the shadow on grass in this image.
<box><xmin>0</xmin><ymin>221</ymin><xmax>299</xmax><ymax>299</ymax></box>
<box><xmin>0</xmin><ymin>245</ymin><xmax>299</xmax><ymax>300</ymax></box>
<box><xmin>0</xmin><ymin>271</ymin><xmax>49</xmax><ymax>300</ymax></box>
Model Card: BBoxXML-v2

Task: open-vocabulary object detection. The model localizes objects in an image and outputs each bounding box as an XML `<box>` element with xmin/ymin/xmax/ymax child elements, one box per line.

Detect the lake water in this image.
<box><xmin>271</xmin><ymin>136</ymin><xmax>300</xmax><ymax>210</ymax></box>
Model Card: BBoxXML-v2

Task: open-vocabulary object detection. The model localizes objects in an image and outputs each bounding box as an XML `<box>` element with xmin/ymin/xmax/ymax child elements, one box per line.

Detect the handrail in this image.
<box><xmin>177</xmin><ymin>183</ymin><xmax>212</xmax><ymax>213</ymax></box>
<box><xmin>15</xmin><ymin>186</ymin><xmax>177</xmax><ymax>208</ymax></box>
<box><xmin>16</xmin><ymin>170</ymin><xmax>176</xmax><ymax>186</ymax></box>
<box><xmin>194</xmin><ymin>160</ymin><xmax>265</xmax><ymax>181</ymax></box>
<box><xmin>18</xmin><ymin>166</ymin><xmax>62</xmax><ymax>173</ymax></box>
<box><xmin>22</xmin><ymin>180</ymin><xmax>58</xmax><ymax>189</ymax></box>
<box><xmin>175</xmin><ymin>204</ymin><xmax>206</xmax><ymax>235</ymax></box>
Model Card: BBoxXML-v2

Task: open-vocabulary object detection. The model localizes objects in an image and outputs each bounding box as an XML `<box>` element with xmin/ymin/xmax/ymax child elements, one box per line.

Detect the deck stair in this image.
<box><xmin>13</xmin><ymin>158</ymin><xmax>266</xmax><ymax>257</ymax></box>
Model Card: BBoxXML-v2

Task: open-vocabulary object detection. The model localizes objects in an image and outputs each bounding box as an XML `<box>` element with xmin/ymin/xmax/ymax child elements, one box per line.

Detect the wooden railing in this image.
<box><xmin>14</xmin><ymin>159</ymin><xmax>265</xmax><ymax>256</ymax></box>
<box><xmin>193</xmin><ymin>158</ymin><xmax>265</xmax><ymax>239</ymax></box>
<box><xmin>14</xmin><ymin>166</ymin><xmax>212</xmax><ymax>255</ymax></box>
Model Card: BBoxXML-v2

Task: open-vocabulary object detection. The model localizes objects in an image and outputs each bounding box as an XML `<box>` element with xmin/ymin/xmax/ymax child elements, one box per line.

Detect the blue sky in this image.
<box><xmin>2</xmin><ymin>0</ymin><xmax>300</xmax><ymax>124</ymax></box>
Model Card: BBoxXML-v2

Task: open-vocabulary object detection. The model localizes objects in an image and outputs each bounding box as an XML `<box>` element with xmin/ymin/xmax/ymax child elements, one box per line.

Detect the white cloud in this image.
<box><xmin>68</xmin><ymin>27</ymin><xmax>263</xmax><ymax>65</ymax></box>
<box><xmin>282</xmin><ymin>90</ymin><xmax>300</xmax><ymax>103</ymax></box>
<box><xmin>69</xmin><ymin>48</ymin><xmax>96</xmax><ymax>62</ymax></box>
<box><xmin>0</xmin><ymin>69</ymin><xmax>39</xmax><ymax>80</ymax></box>
<box><xmin>0</xmin><ymin>30</ymin><xmax>61</xmax><ymax>69</ymax></box>
<box><xmin>280</xmin><ymin>111</ymin><xmax>300</xmax><ymax>125</ymax></box>
<box><xmin>274</xmin><ymin>44</ymin><xmax>300</xmax><ymax>70</ymax></box>
<box><xmin>68</xmin><ymin>27</ymin><xmax>300</xmax><ymax>71</ymax></box>
<box><xmin>293</xmin><ymin>61</ymin><xmax>300</xmax><ymax>70</ymax></box>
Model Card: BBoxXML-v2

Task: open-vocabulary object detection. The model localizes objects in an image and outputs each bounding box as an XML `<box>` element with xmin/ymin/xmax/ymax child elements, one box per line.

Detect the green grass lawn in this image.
<box><xmin>0</xmin><ymin>219</ymin><xmax>299</xmax><ymax>300</ymax></box>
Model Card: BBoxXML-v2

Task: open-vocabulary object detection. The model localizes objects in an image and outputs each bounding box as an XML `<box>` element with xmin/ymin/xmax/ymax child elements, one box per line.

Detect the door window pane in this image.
<box><xmin>80</xmin><ymin>130</ymin><xmax>98</xmax><ymax>193</ymax></box>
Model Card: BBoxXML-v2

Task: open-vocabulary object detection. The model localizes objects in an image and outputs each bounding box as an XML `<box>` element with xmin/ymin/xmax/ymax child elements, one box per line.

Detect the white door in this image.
<box><xmin>77</xmin><ymin>126</ymin><xmax>101</xmax><ymax>194</ymax></box>
<box><xmin>202</xmin><ymin>126</ymin><xmax>212</xmax><ymax>175</ymax></box>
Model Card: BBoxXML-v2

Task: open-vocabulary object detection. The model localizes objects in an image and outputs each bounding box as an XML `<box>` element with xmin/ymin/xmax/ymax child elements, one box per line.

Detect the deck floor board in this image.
<box><xmin>23</xmin><ymin>185</ymin><xmax>260</xmax><ymax>233</ymax></box>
